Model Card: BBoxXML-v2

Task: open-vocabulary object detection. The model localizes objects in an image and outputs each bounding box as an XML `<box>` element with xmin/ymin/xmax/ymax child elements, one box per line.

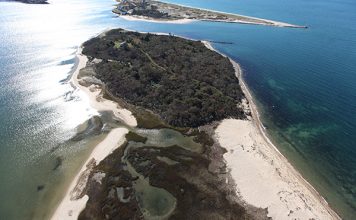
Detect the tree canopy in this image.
<box><xmin>82</xmin><ymin>29</ymin><xmax>246</xmax><ymax>127</ymax></box>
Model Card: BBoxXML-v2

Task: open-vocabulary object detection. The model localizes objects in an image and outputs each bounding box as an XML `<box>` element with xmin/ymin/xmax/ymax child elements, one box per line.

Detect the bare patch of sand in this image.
<box><xmin>118</xmin><ymin>14</ymin><xmax>193</xmax><ymax>24</ymax></box>
<box><xmin>72</xmin><ymin>52</ymin><xmax>137</xmax><ymax>127</ymax></box>
<box><xmin>116</xmin><ymin>0</ymin><xmax>306</xmax><ymax>28</ymax></box>
<box><xmin>216</xmin><ymin>119</ymin><xmax>339</xmax><ymax>219</ymax></box>
<box><xmin>205</xmin><ymin>40</ymin><xmax>340</xmax><ymax>219</ymax></box>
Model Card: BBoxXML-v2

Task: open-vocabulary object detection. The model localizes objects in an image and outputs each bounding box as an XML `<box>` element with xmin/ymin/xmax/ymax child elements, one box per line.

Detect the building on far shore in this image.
<box><xmin>116</xmin><ymin>0</ymin><xmax>149</xmax><ymax>15</ymax></box>
<box><xmin>115</xmin><ymin>0</ymin><xmax>169</xmax><ymax>19</ymax></box>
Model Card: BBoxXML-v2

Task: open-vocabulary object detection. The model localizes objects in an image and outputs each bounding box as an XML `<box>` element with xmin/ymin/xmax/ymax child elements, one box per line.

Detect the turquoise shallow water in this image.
<box><xmin>0</xmin><ymin>0</ymin><xmax>355</xmax><ymax>219</ymax></box>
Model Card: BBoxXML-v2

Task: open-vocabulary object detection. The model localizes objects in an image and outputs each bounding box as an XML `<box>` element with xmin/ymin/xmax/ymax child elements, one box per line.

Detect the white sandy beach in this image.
<box><xmin>211</xmin><ymin>43</ymin><xmax>340</xmax><ymax>219</ymax></box>
<box><xmin>118</xmin><ymin>14</ymin><xmax>193</xmax><ymax>24</ymax></box>
<box><xmin>116</xmin><ymin>0</ymin><xmax>306</xmax><ymax>28</ymax></box>
<box><xmin>51</xmin><ymin>50</ymin><xmax>137</xmax><ymax>220</ymax></box>
<box><xmin>119</xmin><ymin>12</ymin><xmax>304</xmax><ymax>28</ymax></box>
<box><xmin>216</xmin><ymin>119</ymin><xmax>340</xmax><ymax>219</ymax></box>
<box><xmin>72</xmin><ymin>52</ymin><xmax>137</xmax><ymax>128</ymax></box>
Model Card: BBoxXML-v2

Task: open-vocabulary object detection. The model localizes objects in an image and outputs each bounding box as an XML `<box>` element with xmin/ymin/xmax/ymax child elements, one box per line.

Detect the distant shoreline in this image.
<box><xmin>113</xmin><ymin>0</ymin><xmax>307</xmax><ymax>28</ymax></box>
<box><xmin>6</xmin><ymin>0</ymin><xmax>48</xmax><ymax>4</ymax></box>
<box><xmin>118</xmin><ymin>14</ymin><xmax>194</xmax><ymax>24</ymax></box>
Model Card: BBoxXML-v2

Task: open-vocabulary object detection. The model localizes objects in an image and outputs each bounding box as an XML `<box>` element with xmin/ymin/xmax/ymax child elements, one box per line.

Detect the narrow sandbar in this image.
<box><xmin>113</xmin><ymin>0</ymin><xmax>307</xmax><ymax>28</ymax></box>
<box><xmin>118</xmin><ymin>14</ymin><xmax>194</xmax><ymax>24</ymax></box>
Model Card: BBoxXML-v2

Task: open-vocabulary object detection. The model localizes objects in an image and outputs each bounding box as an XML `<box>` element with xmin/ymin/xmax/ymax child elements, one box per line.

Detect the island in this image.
<box><xmin>81</xmin><ymin>30</ymin><xmax>247</xmax><ymax>127</ymax></box>
<box><xmin>8</xmin><ymin>0</ymin><xmax>48</xmax><ymax>4</ymax></box>
<box><xmin>51</xmin><ymin>29</ymin><xmax>339</xmax><ymax>220</ymax></box>
<box><xmin>113</xmin><ymin>0</ymin><xmax>307</xmax><ymax>28</ymax></box>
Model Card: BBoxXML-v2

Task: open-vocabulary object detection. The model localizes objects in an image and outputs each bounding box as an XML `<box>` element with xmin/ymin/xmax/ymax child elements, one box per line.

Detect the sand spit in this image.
<box><xmin>216</xmin><ymin>119</ymin><xmax>339</xmax><ymax>219</ymax></box>
<box><xmin>113</xmin><ymin>0</ymin><xmax>306</xmax><ymax>28</ymax></box>
<box><xmin>51</xmin><ymin>50</ymin><xmax>137</xmax><ymax>220</ymax></box>
<box><xmin>118</xmin><ymin>14</ymin><xmax>194</xmax><ymax>24</ymax></box>
<box><xmin>161</xmin><ymin>1</ymin><xmax>306</xmax><ymax>28</ymax></box>
<box><xmin>117</xmin><ymin>12</ymin><xmax>304</xmax><ymax>28</ymax></box>
<box><xmin>204</xmin><ymin>41</ymin><xmax>340</xmax><ymax>219</ymax></box>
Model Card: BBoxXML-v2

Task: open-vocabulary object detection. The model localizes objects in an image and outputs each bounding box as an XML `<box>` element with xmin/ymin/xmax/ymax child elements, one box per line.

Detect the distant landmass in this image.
<box><xmin>113</xmin><ymin>0</ymin><xmax>307</xmax><ymax>28</ymax></box>
<box><xmin>6</xmin><ymin>0</ymin><xmax>48</xmax><ymax>4</ymax></box>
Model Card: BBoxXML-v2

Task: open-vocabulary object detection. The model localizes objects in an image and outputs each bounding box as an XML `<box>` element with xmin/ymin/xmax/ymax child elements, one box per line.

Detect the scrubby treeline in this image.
<box><xmin>82</xmin><ymin>29</ymin><xmax>245</xmax><ymax>127</ymax></box>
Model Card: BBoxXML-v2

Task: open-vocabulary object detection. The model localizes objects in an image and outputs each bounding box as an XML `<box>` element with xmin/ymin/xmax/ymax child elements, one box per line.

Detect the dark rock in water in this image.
<box><xmin>53</xmin><ymin>156</ymin><xmax>63</xmax><ymax>171</ymax></box>
<box><xmin>50</xmin><ymin>144</ymin><xmax>61</xmax><ymax>153</ymax></box>
<box><xmin>37</xmin><ymin>185</ymin><xmax>45</xmax><ymax>191</ymax></box>
<box><xmin>71</xmin><ymin>115</ymin><xmax>104</xmax><ymax>141</ymax></box>
<box><xmin>125</xmin><ymin>131</ymin><xmax>147</xmax><ymax>143</ymax></box>
<box><xmin>63</xmin><ymin>90</ymin><xmax>77</xmax><ymax>102</ymax></box>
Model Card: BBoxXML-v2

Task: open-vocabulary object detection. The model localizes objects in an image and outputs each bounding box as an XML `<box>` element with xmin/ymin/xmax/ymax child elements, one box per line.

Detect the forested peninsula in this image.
<box><xmin>66</xmin><ymin>29</ymin><xmax>269</xmax><ymax>220</ymax></box>
<box><xmin>82</xmin><ymin>29</ymin><xmax>247</xmax><ymax>128</ymax></box>
<box><xmin>52</xmin><ymin>28</ymin><xmax>338</xmax><ymax>220</ymax></box>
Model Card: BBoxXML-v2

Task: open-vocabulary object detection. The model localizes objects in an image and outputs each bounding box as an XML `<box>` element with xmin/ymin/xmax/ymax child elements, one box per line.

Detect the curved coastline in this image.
<box><xmin>203</xmin><ymin>41</ymin><xmax>341</xmax><ymax>219</ymax></box>
<box><xmin>157</xmin><ymin>0</ymin><xmax>306</xmax><ymax>28</ymax></box>
<box><xmin>232</xmin><ymin>60</ymin><xmax>340</xmax><ymax>219</ymax></box>
<box><xmin>115</xmin><ymin>0</ymin><xmax>307</xmax><ymax>28</ymax></box>
<box><xmin>51</xmin><ymin>30</ymin><xmax>339</xmax><ymax>220</ymax></box>
<box><xmin>117</xmin><ymin>14</ymin><xmax>194</xmax><ymax>24</ymax></box>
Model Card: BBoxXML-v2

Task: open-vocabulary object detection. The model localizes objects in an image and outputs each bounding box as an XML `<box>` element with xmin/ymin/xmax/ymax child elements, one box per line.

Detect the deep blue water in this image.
<box><xmin>0</xmin><ymin>0</ymin><xmax>355</xmax><ymax>219</ymax></box>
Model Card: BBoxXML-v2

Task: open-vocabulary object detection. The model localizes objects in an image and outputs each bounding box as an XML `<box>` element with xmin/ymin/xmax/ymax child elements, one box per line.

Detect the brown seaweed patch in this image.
<box><xmin>70</xmin><ymin>115</ymin><xmax>103</xmax><ymax>141</ymax></box>
<box><xmin>125</xmin><ymin>131</ymin><xmax>148</xmax><ymax>143</ymax></box>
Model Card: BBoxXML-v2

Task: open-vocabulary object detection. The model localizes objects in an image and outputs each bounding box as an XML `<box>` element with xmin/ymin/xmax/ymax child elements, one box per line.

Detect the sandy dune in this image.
<box><xmin>216</xmin><ymin>119</ymin><xmax>339</xmax><ymax>219</ymax></box>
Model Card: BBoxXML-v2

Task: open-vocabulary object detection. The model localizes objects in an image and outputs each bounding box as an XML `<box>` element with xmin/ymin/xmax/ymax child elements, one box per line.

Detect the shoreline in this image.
<box><xmin>117</xmin><ymin>13</ymin><xmax>194</xmax><ymax>24</ymax></box>
<box><xmin>203</xmin><ymin>41</ymin><xmax>340</xmax><ymax>219</ymax></box>
<box><xmin>114</xmin><ymin>0</ymin><xmax>307</xmax><ymax>28</ymax></box>
<box><xmin>50</xmin><ymin>48</ymin><xmax>137</xmax><ymax>220</ymax></box>
<box><xmin>231</xmin><ymin>60</ymin><xmax>340</xmax><ymax>219</ymax></box>
<box><xmin>51</xmin><ymin>31</ymin><xmax>339</xmax><ymax>219</ymax></box>
<box><xmin>156</xmin><ymin>0</ymin><xmax>306</xmax><ymax>28</ymax></box>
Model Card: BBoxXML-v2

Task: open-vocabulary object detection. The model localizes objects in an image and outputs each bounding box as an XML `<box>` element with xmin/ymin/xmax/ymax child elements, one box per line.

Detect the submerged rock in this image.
<box><xmin>71</xmin><ymin>115</ymin><xmax>104</xmax><ymax>141</ymax></box>
<box><xmin>37</xmin><ymin>185</ymin><xmax>45</xmax><ymax>191</ymax></box>
<box><xmin>52</xmin><ymin>156</ymin><xmax>63</xmax><ymax>171</ymax></box>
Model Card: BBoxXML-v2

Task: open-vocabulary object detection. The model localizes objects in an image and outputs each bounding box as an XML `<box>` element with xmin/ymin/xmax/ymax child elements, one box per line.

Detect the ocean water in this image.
<box><xmin>0</xmin><ymin>0</ymin><xmax>355</xmax><ymax>219</ymax></box>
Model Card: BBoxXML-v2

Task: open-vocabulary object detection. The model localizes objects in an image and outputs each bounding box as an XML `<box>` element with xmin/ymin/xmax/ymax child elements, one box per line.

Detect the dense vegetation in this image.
<box><xmin>79</xmin><ymin>128</ymin><xmax>267</xmax><ymax>219</ymax></box>
<box><xmin>131</xmin><ymin>5</ymin><xmax>170</xmax><ymax>19</ymax></box>
<box><xmin>82</xmin><ymin>29</ymin><xmax>245</xmax><ymax>127</ymax></box>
